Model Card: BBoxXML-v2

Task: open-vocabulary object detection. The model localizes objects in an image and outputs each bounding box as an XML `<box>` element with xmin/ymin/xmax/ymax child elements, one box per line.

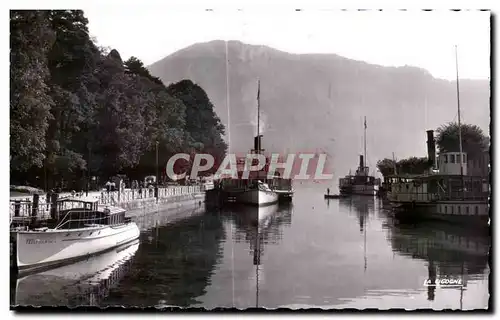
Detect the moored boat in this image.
<box><xmin>219</xmin><ymin>80</ymin><xmax>279</xmax><ymax>206</ymax></box>
<box><xmin>338</xmin><ymin>117</ymin><xmax>381</xmax><ymax>197</ymax></box>
<box><xmin>12</xmin><ymin>197</ymin><xmax>140</xmax><ymax>275</ymax></box>
<box><xmin>387</xmin><ymin>47</ymin><xmax>490</xmax><ymax>228</ymax></box>
<box><xmin>235</xmin><ymin>180</ymin><xmax>279</xmax><ymax>206</ymax></box>
<box><xmin>387</xmin><ymin>130</ymin><xmax>489</xmax><ymax>227</ymax></box>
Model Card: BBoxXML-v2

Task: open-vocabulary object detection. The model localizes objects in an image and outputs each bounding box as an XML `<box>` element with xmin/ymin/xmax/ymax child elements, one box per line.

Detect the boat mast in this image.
<box><xmin>455</xmin><ymin>45</ymin><xmax>465</xmax><ymax>198</ymax></box>
<box><xmin>225</xmin><ymin>41</ymin><xmax>231</xmax><ymax>154</ymax></box>
<box><xmin>257</xmin><ymin>79</ymin><xmax>261</xmax><ymax>155</ymax></box>
<box><xmin>364</xmin><ymin>116</ymin><xmax>367</xmax><ymax>174</ymax></box>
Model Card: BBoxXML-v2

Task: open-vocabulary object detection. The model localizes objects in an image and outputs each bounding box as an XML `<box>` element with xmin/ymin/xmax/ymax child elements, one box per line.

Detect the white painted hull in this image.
<box><xmin>16</xmin><ymin>222</ymin><xmax>140</xmax><ymax>273</ymax></box>
<box><xmin>14</xmin><ymin>241</ymin><xmax>140</xmax><ymax>306</ymax></box>
<box><xmin>236</xmin><ymin>189</ymin><xmax>278</xmax><ymax>206</ymax></box>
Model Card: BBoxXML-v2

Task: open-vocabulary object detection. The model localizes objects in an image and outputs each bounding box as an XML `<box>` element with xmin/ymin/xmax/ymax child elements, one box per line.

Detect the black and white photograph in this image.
<box><xmin>8</xmin><ymin>3</ymin><xmax>492</xmax><ymax>311</ymax></box>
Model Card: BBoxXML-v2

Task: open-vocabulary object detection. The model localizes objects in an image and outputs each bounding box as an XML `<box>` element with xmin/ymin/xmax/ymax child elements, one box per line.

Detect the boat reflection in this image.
<box><xmin>385</xmin><ymin>220</ymin><xmax>490</xmax><ymax>306</ymax></box>
<box><xmin>13</xmin><ymin>240</ymin><xmax>140</xmax><ymax>307</ymax></box>
<box><xmin>106</xmin><ymin>210</ymin><xmax>226</xmax><ymax>308</ymax></box>
<box><xmin>223</xmin><ymin>203</ymin><xmax>293</xmax><ymax>307</ymax></box>
<box><xmin>339</xmin><ymin>196</ymin><xmax>376</xmax><ymax>272</ymax></box>
<box><xmin>339</xmin><ymin>196</ymin><xmax>376</xmax><ymax>233</ymax></box>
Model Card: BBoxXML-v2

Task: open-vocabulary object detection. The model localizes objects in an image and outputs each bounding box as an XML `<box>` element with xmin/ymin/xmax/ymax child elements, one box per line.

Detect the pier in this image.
<box><xmin>9</xmin><ymin>185</ymin><xmax>208</xmax><ymax>226</ymax></box>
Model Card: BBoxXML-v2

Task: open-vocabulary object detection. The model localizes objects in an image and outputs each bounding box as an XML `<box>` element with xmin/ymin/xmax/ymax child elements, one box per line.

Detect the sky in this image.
<box><xmin>84</xmin><ymin>8</ymin><xmax>490</xmax><ymax>81</ymax></box>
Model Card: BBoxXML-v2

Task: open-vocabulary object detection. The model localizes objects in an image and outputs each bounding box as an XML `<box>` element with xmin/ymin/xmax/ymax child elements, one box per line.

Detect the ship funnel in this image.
<box><xmin>254</xmin><ymin>134</ymin><xmax>263</xmax><ymax>152</ymax></box>
<box><xmin>426</xmin><ymin>130</ymin><xmax>436</xmax><ymax>168</ymax></box>
<box><xmin>359</xmin><ymin>155</ymin><xmax>364</xmax><ymax>169</ymax></box>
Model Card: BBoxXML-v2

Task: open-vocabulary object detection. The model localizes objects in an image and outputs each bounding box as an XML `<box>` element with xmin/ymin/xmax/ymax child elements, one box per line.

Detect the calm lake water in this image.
<box><xmin>11</xmin><ymin>183</ymin><xmax>491</xmax><ymax>310</ymax></box>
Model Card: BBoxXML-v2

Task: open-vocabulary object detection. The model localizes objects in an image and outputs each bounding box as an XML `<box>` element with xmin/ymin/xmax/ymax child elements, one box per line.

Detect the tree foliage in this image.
<box><xmin>167</xmin><ymin>80</ymin><xmax>227</xmax><ymax>175</ymax></box>
<box><xmin>377</xmin><ymin>157</ymin><xmax>432</xmax><ymax>177</ymax></box>
<box><xmin>436</xmin><ymin>122</ymin><xmax>489</xmax><ymax>160</ymax></box>
<box><xmin>10</xmin><ymin>10</ymin><xmax>227</xmax><ymax>189</ymax></box>
<box><xmin>10</xmin><ymin>10</ymin><xmax>55</xmax><ymax>171</ymax></box>
<box><xmin>377</xmin><ymin>122</ymin><xmax>488</xmax><ymax>178</ymax></box>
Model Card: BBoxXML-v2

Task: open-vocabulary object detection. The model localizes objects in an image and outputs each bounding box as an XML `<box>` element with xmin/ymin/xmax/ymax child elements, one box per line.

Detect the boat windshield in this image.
<box><xmin>54</xmin><ymin>207</ymin><xmax>126</xmax><ymax>230</ymax></box>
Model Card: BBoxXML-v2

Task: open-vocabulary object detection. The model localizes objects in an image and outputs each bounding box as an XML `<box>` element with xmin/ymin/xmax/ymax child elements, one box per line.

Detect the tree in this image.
<box><xmin>376</xmin><ymin>158</ymin><xmax>397</xmax><ymax>177</ymax></box>
<box><xmin>43</xmin><ymin>10</ymin><xmax>101</xmax><ymax>188</ymax></box>
<box><xmin>436</xmin><ymin>122</ymin><xmax>489</xmax><ymax>160</ymax></box>
<box><xmin>167</xmin><ymin>80</ymin><xmax>228</xmax><ymax>175</ymax></box>
<box><xmin>10</xmin><ymin>10</ymin><xmax>55</xmax><ymax>171</ymax></box>
<box><xmin>377</xmin><ymin>156</ymin><xmax>431</xmax><ymax>177</ymax></box>
<box><xmin>9</xmin><ymin>10</ymin><xmax>228</xmax><ymax>189</ymax></box>
<box><xmin>397</xmin><ymin>157</ymin><xmax>432</xmax><ymax>175</ymax></box>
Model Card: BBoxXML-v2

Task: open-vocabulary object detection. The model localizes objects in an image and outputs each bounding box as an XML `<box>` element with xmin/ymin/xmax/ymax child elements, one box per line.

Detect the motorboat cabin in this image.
<box><xmin>54</xmin><ymin>197</ymin><xmax>129</xmax><ymax>230</ymax></box>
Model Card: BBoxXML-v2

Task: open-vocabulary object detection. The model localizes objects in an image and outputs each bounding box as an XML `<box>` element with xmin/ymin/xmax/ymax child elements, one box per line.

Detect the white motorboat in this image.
<box><xmin>12</xmin><ymin>197</ymin><xmax>140</xmax><ymax>275</ymax></box>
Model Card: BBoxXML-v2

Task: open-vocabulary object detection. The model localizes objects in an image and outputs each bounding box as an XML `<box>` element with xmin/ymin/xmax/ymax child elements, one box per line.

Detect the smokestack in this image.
<box><xmin>426</xmin><ymin>130</ymin><xmax>436</xmax><ymax>168</ymax></box>
<box><xmin>254</xmin><ymin>135</ymin><xmax>263</xmax><ymax>152</ymax></box>
<box><xmin>359</xmin><ymin>155</ymin><xmax>364</xmax><ymax>169</ymax></box>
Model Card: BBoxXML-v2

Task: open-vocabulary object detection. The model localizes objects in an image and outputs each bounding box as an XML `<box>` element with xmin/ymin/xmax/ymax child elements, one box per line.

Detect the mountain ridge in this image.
<box><xmin>148</xmin><ymin>40</ymin><xmax>490</xmax><ymax>182</ymax></box>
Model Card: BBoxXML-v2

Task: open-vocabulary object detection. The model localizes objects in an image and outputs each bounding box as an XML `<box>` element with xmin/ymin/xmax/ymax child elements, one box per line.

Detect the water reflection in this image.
<box><xmin>385</xmin><ymin>220</ymin><xmax>490</xmax><ymax>308</ymax></box>
<box><xmin>102</xmin><ymin>210</ymin><xmax>226</xmax><ymax>308</ymax></box>
<box><xmin>220</xmin><ymin>203</ymin><xmax>293</xmax><ymax>307</ymax></box>
<box><xmin>132</xmin><ymin>202</ymin><xmax>206</xmax><ymax>232</ymax></box>
<box><xmin>338</xmin><ymin>196</ymin><xmax>376</xmax><ymax>273</ymax></box>
<box><xmin>338</xmin><ymin>196</ymin><xmax>376</xmax><ymax>233</ymax></box>
<box><xmin>12</xmin><ymin>240</ymin><xmax>140</xmax><ymax>307</ymax></box>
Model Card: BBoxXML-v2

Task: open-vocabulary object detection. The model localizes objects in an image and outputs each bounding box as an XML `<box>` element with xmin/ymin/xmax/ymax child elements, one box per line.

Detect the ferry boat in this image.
<box><xmin>222</xmin><ymin>173</ymin><xmax>279</xmax><ymax>206</ymax></box>
<box><xmin>386</xmin><ymin>132</ymin><xmax>489</xmax><ymax>227</ymax></box>
<box><xmin>338</xmin><ymin>117</ymin><xmax>381</xmax><ymax>197</ymax></box>
<box><xmin>387</xmin><ymin>47</ymin><xmax>490</xmax><ymax>228</ymax></box>
<box><xmin>11</xmin><ymin>196</ymin><xmax>140</xmax><ymax>275</ymax></box>
<box><xmin>251</xmin><ymin>135</ymin><xmax>294</xmax><ymax>202</ymax></box>
<box><xmin>219</xmin><ymin>80</ymin><xmax>280</xmax><ymax>206</ymax></box>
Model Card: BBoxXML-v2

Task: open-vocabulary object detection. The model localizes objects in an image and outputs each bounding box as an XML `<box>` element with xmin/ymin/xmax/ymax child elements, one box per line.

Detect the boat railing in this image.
<box><xmin>437</xmin><ymin>191</ymin><xmax>489</xmax><ymax>202</ymax></box>
<box><xmin>391</xmin><ymin>190</ymin><xmax>489</xmax><ymax>203</ymax></box>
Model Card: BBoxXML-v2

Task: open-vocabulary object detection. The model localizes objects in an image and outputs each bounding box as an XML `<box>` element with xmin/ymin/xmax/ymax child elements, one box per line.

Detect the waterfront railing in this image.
<box><xmin>9</xmin><ymin>185</ymin><xmax>205</xmax><ymax>221</ymax></box>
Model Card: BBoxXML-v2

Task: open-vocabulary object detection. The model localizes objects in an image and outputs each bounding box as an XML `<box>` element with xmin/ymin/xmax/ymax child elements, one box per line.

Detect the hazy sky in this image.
<box><xmin>85</xmin><ymin>8</ymin><xmax>490</xmax><ymax>80</ymax></box>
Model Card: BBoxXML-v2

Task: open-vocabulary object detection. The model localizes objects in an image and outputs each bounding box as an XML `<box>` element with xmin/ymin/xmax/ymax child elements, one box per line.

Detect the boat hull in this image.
<box><xmin>390</xmin><ymin>200</ymin><xmax>489</xmax><ymax>228</ymax></box>
<box><xmin>14</xmin><ymin>240</ymin><xmax>140</xmax><ymax>306</ymax></box>
<box><xmin>274</xmin><ymin>190</ymin><xmax>294</xmax><ymax>202</ymax></box>
<box><xmin>340</xmin><ymin>185</ymin><xmax>378</xmax><ymax>197</ymax></box>
<box><xmin>15</xmin><ymin>222</ymin><xmax>140</xmax><ymax>275</ymax></box>
<box><xmin>236</xmin><ymin>189</ymin><xmax>278</xmax><ymax>206</ymax></box>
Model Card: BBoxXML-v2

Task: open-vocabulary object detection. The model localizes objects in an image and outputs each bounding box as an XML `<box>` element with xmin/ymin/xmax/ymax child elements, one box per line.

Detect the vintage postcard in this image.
<box><xmin>9</xmin><ymin>6</ymin><xmax>491</xmax><ymax>311</ymax></box>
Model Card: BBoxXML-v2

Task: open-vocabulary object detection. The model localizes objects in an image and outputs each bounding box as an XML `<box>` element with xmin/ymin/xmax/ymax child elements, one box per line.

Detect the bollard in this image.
<box><xmin>31</xmin><ymin>194</ymin><xmax>39</xmax><ymax>218</ymax></box>
<box><xmin>14</xmin><ymin>200</ymin><xmax>21</xmax><ymax>217</ymax></box>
